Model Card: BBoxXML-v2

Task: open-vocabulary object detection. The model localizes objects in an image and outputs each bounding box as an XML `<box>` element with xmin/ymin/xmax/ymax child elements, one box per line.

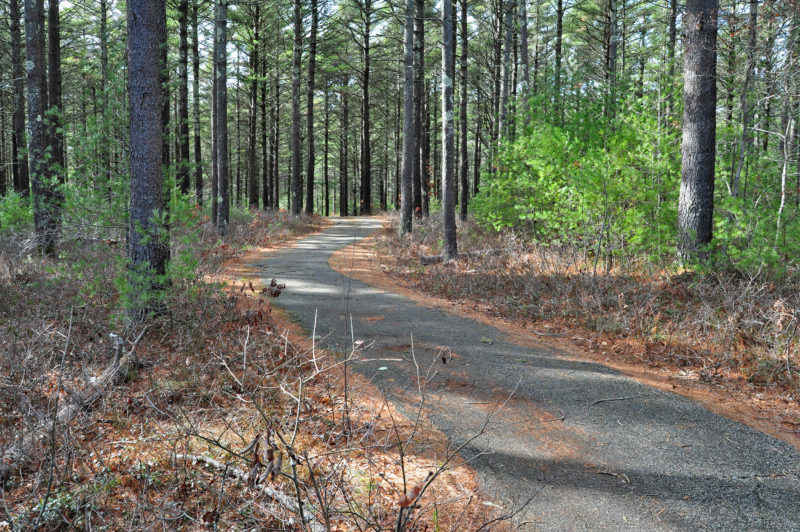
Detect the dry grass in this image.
<box><xmin>0</xmin><ymin>211</ymin><xmax>500</xmax><ymax>531</ymax></box>
<box><xmin>375</xmin><ymin>214</ymin><xmax>800</xmax><ymax>392</ymax></box>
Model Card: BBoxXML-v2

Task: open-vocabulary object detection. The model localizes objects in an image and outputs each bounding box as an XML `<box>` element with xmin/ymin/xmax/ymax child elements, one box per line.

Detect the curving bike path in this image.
<box><xmin>256</xmin><ymin>217</ymin><xmax>800</xmax><ymax>531</ymax></box>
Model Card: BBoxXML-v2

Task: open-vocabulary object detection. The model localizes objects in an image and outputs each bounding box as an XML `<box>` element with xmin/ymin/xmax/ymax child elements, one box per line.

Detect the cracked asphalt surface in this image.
<box><xmin>257</xmin><ymin>217</ymin><xmax>800</xmax><ymax>530</ymax></box>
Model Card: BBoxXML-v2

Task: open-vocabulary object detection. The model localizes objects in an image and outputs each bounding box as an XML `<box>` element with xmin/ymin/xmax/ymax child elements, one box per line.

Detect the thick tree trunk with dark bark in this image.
<box><xmin>290</xmin><ymin>0</ymin><xmax>303</xmax><ymax>215</ymax></box>
<box><xmin>214</xmin><ymin>0</ymin><xmax>229</xmax><ymax>231</ymax></box>
<box><xmin>400</xmin><ymin>0</ymin><xmax>415</xmax><ymax>233</ymax></box>
<box><xmin>11</xmin><ymin>0</ymin><xmax>29</xmax><ymax>196</ymax></box>
<box><xmin>441</xmin><ymin>0</ymin><xmax>457</xmax><ymax>259</ymax></box>
<box><xmin>678</xmin><ymin>0</ymin><xmax>718</xmax><ymax>260</ymax></box>
<box><xmin>26</xmin><ymin>0</ymin><xmax>58</xmax><ymax>252</ymax></box>
<box><xmin>127</xmin><ymin>0</ymin><xmax>168</xmax><ymax>313</ymax></box>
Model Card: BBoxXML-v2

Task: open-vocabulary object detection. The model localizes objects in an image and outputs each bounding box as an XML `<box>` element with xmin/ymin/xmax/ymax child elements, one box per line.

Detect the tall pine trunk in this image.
<box><xmin>192</xmin><ymin>1</ymin><xmax>202</xmax><ymax>204</ymax></box>
<box><xmin>413</xmin><ymin>0</ymin><xmax>424</xmax><ymax>216</ymax></box>
<box><xmin>290</xmin><ymin>0</ymin><xmax>303</xmax><ymax>214</ymax></box>
<box><xmin>178</xmin><ymin>0</ymin><xmax>190</xmax><ymax>194</ymax></box>
<box><xmin>127</xmin><ymin>0</ymin><xmax>168</xmax><ymax>314</ymax></box>
<box><xmin>48</xmin><ymin>0</ymin><xmax>65</xmax><ymax>183</ymax></box>
<box><xmin>214</xmin><ymin>0</ymin><xmax>229</xmax><ymax>231</ymax></box>
<box><xmin>359</xmin><ymin>0</ymin><xmax>372</xmax><ymax>215</ymax></box>
<box><xmin>678</xmin><ymin>0</ymin><xmax>718</xmax><ymax>260</ymax></box>
<box><xmin>340</xmin><ymin>90</ymin><xmax>349</xmax><ymax>216</ymax></box>
<box><xmin>400</xmin><ymin>0</ymin><xmax>415</xmax><ymax>233</ymax></box>
<box><xmin>441</xmin><ymin>0</ymin><xmax>457</xmax><ymax>259</ymax></box>
<box><xmin>458</xmin><ymin>0</ymin><xmax>468</xmax><ymax>220</ymax></box>
<box><xmin>324</xmin><ymin>88</ymin><xmax>330</xmax><ymax>216</ymax></box>
<box><xmin>11</xmin><ymin>0</ymin><xmax>29</xmax><ymax>196</ymax></box>
<box><xmin>306</xmin><ymin>0</ymin><xmax>318</xmax><ymax>214</ymax></box>
<box><xmin>26</xmin><ymin>0</ymin><xmax>58</xmax><ymax>252</ymax></box>
<box><xmin>248</xmin><ymin>6</ymin><xmax>260</xmax><ymax>209</ymax></box>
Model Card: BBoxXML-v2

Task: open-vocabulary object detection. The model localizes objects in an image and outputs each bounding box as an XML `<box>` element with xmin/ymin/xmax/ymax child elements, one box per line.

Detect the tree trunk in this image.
<box><xmin>306</xmin><ymin>0</ymin><xmax>318</xmax><ymax>214</ymax></box>
<box><xmin>340</xmin><ymin>90</ymin><xmax>349</xmax><ymax>216</ymax></box>
<box><xmin>127</xmin><ymin>0</ymin><xmax>168</xmax><ymax>313</ymax></box>
<box><xmin>519</xmin><ymin>0</ymin><xmax>530</xmax><ymax>123</ymax></box>
<box><xmin>498</xmin><ymin>0</ymin><xmax>513</xmax><ymax>137</ymax></box>
<box><xmin>0</xmin><ymin>98</ymin><xmax>6</xmax><ymax>196</ymax></box>
<box><xmin>212</xmin><ymin>54</ymin><xmax>218</xmax><ymax>223</ymax></box>
<box><xmin>192</xmin><ymin>1</ymin><xmax>202</xmax><ymax>204</ymax></box>
<box><xmin>248</xmin><ymin>6</ymin><xmax>260</xmax><ymax>209</ymax></box>
<box><xmin>605</xmin><ymin>0</ymin><xmax>618</xmax><ymax>120</ymax></box>
<box><xmin>324</xmin><ymin>88</ymin><xmax>330</xmax><ymax>216</ymax></box>
<box><xmin>235</xmin><ymin>56</ymin><xmax>242</xmax><ymax>206</ymax></box>
<box><xmin>291</xmin><ymin>0</ymin><xmax>303</xmax><ymax>215</ymax></box>
<box><xmin>48</xmin><ymin>0</ymin><xmax>65</xmax><ymax>184</ymax></box>
<box><xmin>473</xmin><ymin>106</ymin><xmax>482</xmax><ymax>195</ymax></box>
<box><xmin>26</xmin><ymin>0</ymin><xmax>58</xmax><ymax>252</ymax></box>
<box><xmin>666</xmin><ymin>0</ymin><xmax>677</xmax><ymax>122</ymax></box>
<box><xmin>730</xmin><ymin>0</ymin><xmax>757</xmax><ymax>199</ymax></box>
<box><xmin>161</xmin><ymin>23</ymin><xmax>171</xmax><ymax>193</ymax></box>
<box><xmin>178</xmin><ymin>0</ymin><xmax>191</xmax><ymax>194</ymax></box>
<box><xmin>359</xmin><ymin>0</ymin><xmax>373</xmax><ymax>215</ymax></box>
<box><xmin>401</xmin><ymin>0</ymin><xmax>415</xmax><ymax>233</ymax></box>
<box><xmin>555</xmin><ymin>0</ymin><xmax>564</xmax><ymax>124</ymax></box>
<box><xmin>413</xmin><ymin>0</ymin><xmax>424</xmax><ymax>216</ymax></box>
<box><xmin>678</xmin><ymin>0</ymin><xmax>718</xmax><ymax>260</ymax></box>
<box><xmin>441</xmin><ymin>0</ymin><xmax>458</xmax><ymax>260</ymax></box>
<box><xmin>214</xmin><ymin>0</ymin><xmax>229</xmax><ymax>231</ymax></box>
<box><xmin>458</xmin><ymin>0</ymin><xmax>469</xmax><ymax>220</ymax></box>
<box><xmin>11</xmin><ymin>0</ymin><xmax>29</xmax><ymax>196</ymax></box>
<box><xmin>261</xmin><ymin>44</ymin><xmax>270</xmax><ymax>210</ymax></box>
<box><xmin>100</xmin><ymin>0</ymin><xmax>110</xmax><ymax>191</ymax></box>
<box><xmin>272</xmin><ymin>73</ymin><xmax>280</xmax><ymax>208</ymax></box>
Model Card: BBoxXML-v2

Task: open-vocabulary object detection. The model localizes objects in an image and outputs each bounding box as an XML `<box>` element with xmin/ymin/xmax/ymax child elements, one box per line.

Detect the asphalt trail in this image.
<box><xmin>257</xmin><ymin>217</ymin><xmax>800</xmax><ymax>531</ymax></box>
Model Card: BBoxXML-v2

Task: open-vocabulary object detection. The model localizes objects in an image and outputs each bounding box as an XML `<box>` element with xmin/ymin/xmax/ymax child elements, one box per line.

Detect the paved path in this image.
<box><xmin>257</xmin><ymin>217</ymin><xmax>800</xmax><ymax>530</ymax></box>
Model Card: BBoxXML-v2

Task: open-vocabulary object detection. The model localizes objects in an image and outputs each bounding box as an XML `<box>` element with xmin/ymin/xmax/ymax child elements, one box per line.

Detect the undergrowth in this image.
<box><xmin>377</xmin><ymin>214</ymin><xmax>800</xmax><ymax>392</ymax></box>
<box><xmin>0</xmin><ymin>211</ymin><xmax>492</xmax><ymax>530</ymax></box>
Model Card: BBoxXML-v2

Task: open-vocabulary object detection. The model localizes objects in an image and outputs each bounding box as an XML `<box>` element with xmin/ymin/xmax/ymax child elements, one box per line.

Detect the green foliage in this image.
<box><xmin>473</xmin><ymin>93</ymin><xmax>680</xmax><ymax>268</ymax></box>
<box><xmin>0</xmin><ymin>191</ymin><xmax>33</xmax><ymax>232</ymax></box>
<box><xmin>474</xmin><ymin>88</ymin><xmax>800</xmax><ymax>276</ymax></box>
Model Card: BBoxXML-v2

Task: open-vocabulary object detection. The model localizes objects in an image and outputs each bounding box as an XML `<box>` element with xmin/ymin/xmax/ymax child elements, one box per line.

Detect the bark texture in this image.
<box><xmin>26</xmin><ymin>0</ymin><xmax>58</xmax><ymax>252</ymax></box>
<box><xmin>127</xmin><ymin>0</ymin><xmax>168</xmax><ymax>312</ymax></box>
<box><xmin>178</xmin><ymin>0</ymin><xmax>191</xmax><ymax>194</ymax></box>
<box><xmin>400</xmin><ymin>0</ymin><xmax>415</xmax><ymax>233</ymax></box>
<box><xmin>678</xmin><ymin>0</ymin><xmax>718</xmax><ymax>259</ymax></box>
<box><xmin>306</xmin><ymin>0</ymin><xmax>318</xmax><ymax>214</ymax></box>
<box><xmin>441</xmin><ymin>0</ymin><xmax>458</xmax><ymax>259</ymax></box>
<box><xmin>290</xmin><ymin>0</ymin><xmax>303</xmax><ymax>214</ymax></box>
<box><xmin>11</xmin><ymin>0</ymin><xmax>29</xmax><ymax>196</ymax></box>
<box><xmin>214</xmin><ymin>0</ymin><xmax>229</xmax><ymax>230</ymax></box>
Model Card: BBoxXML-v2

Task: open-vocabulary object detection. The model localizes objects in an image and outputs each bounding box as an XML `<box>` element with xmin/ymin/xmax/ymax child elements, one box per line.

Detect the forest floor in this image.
<box><xmin>0</xmin><ymin>212</ymin><xmax>493</xmax><ymax>531</ymax></box>
<box><xmin>339</xmin><ymin>215</ymin><xmax>800</xmax><ymax>452</ymax></box>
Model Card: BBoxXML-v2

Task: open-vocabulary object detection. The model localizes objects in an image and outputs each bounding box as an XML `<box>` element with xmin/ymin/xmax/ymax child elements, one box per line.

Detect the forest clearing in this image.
<box><xmin>2</xmin><ymin>0</ymin><xmax>800</xmax><ymax>529</ymax></box>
